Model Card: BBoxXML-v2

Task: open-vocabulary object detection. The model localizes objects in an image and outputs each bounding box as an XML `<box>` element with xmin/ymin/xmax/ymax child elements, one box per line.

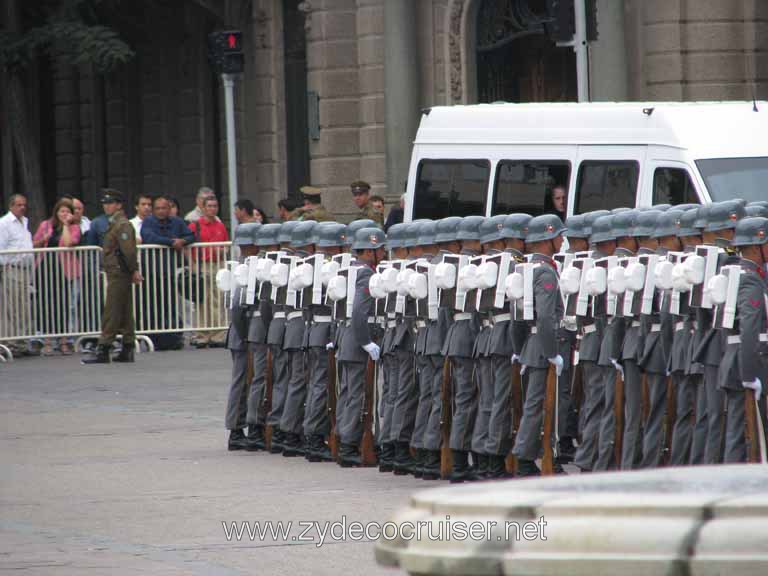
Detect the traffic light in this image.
<box><xmin>208</xmin><ymin>30</ymin><xmax>244</xmax><ymax>74</ymax></box>
<box><xmin>545</xmin><ymin>0</ymin><xmax>575</xmax><ymax>43</ymax></box>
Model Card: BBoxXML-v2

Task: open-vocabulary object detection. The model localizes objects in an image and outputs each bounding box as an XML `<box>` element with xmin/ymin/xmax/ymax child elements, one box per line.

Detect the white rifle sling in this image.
<box><xmin>575</xmin><ymin>258</ymin><xmax>594</xmax><ymax>317</ymax></box>
<box><xmin>245</xmin><ymin>256</ymin><xmax>260</xmax><ymax>305</ymax></box>
<box><xmin>345</xmin><ymin>266</ymin><xmax>360</xmax><ymax>319</ymax></box>
<box><xmin>554</xmin><ymin>252</ymin><xmax>575</xmax><ymax>276</ymax></box>
<box><xmin>640</xmin><ymin>254</ymin><xmax>660</xmax><ymax>315</ymax></box>
<box><xmin>493</xmin><ymin>253</ymin><xmax>512</xmax><ymax>309</ymax></box>
<box><xmin>396</xmin><ymin>267</ymin><xmax>415</xmax><ymax>313</ymax></box>
<box><xmin>723</xmin><ymin>265</ymin><xmax>742</xmax><ymax>330</ymax></box>
<box><xmin>692</xmin><ymin>245</ymin><xmax>721</xmax><ymax>309</ymax></box>
<box><xmin>523</xmin><ymin>262</ymin><xmax>537</xmax><ymax>321</ymax></box>
<box><xmin>425</xmin><ymin>262</ymin><xmax>439</xmax><ymax>320</ymax></box>
<box><xmin>310</xmin><ymin>254</ymin><xmax>324</xmax><ymax>305</ymax></box>
<box><xmin>455</xmin><ymin>258</ymin><xmax>478</xmax><ymax>311</ymax></box>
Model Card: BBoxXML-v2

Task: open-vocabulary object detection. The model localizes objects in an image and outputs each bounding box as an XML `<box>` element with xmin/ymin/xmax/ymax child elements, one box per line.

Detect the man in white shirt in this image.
<box><xmin>72</xmin><ymin>197</ymin><xmax>91</xmax><ymax>234</ymax></box>
<box><xmin>184</xmin><ymin>186</ymin><xmax>215</xmax><ymax>222</ymax></box>
<box><xmin>129</xmin><ymin>194</ymin><xmax>152</xmax><ymax>244</ymax></box>
<box><xmin>0</xmin><ymin>194</ymin><xmax>35</xmax><ymax>356</ymax></box>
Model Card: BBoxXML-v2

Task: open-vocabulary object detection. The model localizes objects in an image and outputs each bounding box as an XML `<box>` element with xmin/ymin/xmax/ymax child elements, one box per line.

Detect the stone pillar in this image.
<box><xmin>589</xmin><ymin>0</ymin><xmax>628</xmax><ymax>101</ymax></box>
<box><xmin>384</xmin><ymin>0</ymin><xmax>420</xmax><ymax>203</ymax></box>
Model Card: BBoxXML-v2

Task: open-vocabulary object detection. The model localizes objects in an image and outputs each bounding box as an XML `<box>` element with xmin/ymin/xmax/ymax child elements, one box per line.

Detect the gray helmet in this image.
<box><xmin>634</xmin><ymin>210</ymin><xmax>663</xmax><ymax>238</ymax></box>
<box><xmin>704</xmin><ymin>200</ymin><xmax>747</xmax><ymax>232</ymax></box>
<box><xmin>386</xmin><ymin>223</ymin><xmax>409</xmax><ymax>249</ymax></box>
<box><xmin>501</xmin><ymin>213</ymin><xmax>532</xmax><ymax>240</ymax></box>
<box><xmin>525</xmin><ymin>214</ymin><xmax>565</xmax><ymax>244</ymax></box>
<box><xmin>278</xmin><ymin>221</ymin><xmax>301</xmax><ymax>244</ymax></box>
<box><xmin>583</xmin><ymin>210</ymin><xmax>611</xmax><ymax>236</ymax></box>
<box><xmin>434</xmin><ymin>216</ymin><xmax>463</xmax><ymax>244</ymax></box>
<box><xmin>290</xmin><ymin>220</ymin><xmax>318</xmax><ymax>248</ymax></box>
<box><xmin>677</xmin><ymin>208</ymin><xmax>701</xmax><ymax>237</ymax></box>
<box><xmin>352</xmin><ymin>227</ymin><xmax>386</xmax><ymax>251</ymax></box>
<box><xmin>417</xmin><ymin>220</ymin><xmax>437</xmax><ymax>246</ymax></box>
<box><xmin>564</xmin><ymin>214</ymin><xmax>588</xmax><ymax>239</ymax></box>
<box><xmin>673</xmin><ymin>203</ymin><xmax>700</xmax><ymax>212</ymax></box>
<box><xmin>479</xmin><ymin>215</ymin><xmax>508</xmax><ymax>244</ymax></box>
<box><xmin>748</xmin><ymin>200</ymin><xmax>768</xmax><ymax>209</ymax></box>
<box><xmin>652</xmin><ymin>204</ymin><xmax>672</xmax><ymax>212</ymax></box>
<box><xmin>256</xmin><ymin>223</ymin><xmax>281</xmax><ymax>246</ymax></box>
<box><xmin>611</xmin><ymin>210</ymin><xmax>639</xmax><ymax>239</ymax></box>
<box><xmin>456</xmin><ymin>215</ymin><xmax>486</xmax><ymax>241</ymax></box>
<box><xmin>652</xmin><ymin>209</ymin><xmax>685</xmax><ymax>239</ymax></box>
<box><xmin>234</xmin><ymin>222</ymin><xmax>260</xmax><ymax>246</ymax></box>
<box><xmin>590</xmin><ymin>215</ymin><xmax>615</xmax><ymax>244</ymax></box>
<box><xmin>693</xmin><ymin>204</ymin><xmax>711</xmax><ymax>229</ymax></box>
<box><xmin>315</xmin><ymin>222</ymin><xmax>348</xmax><ymax>247</ymax></box>
<box><xmin>404</xmin><ymin>220</ymin><xmax>430</xmax><ymax>248</ymax></box>
<box><xmin>746</xmin><ymin>204</ymin><xmax>768</xmax><ymax>218</ymax></box>
<box><xmin>345</xmin><ymin>219</ymin><xmax>378</xmax><ymax>246</ymax></box>
<box><xmin>611</xmin><ymin>207</ymin><xmax>632</xmax><ymax>215</ymax></box>
<box><xmin>732</xmin><ymin>217</ymin><xmax>768</xmax><ymax>247</ymax></box>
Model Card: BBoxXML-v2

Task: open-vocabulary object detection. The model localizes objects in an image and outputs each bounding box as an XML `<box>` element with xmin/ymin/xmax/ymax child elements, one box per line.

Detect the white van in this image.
<box><xmin>404</xmin><ymin>102</ymin><xmax>768</xmax><ymax>221</ymax></box>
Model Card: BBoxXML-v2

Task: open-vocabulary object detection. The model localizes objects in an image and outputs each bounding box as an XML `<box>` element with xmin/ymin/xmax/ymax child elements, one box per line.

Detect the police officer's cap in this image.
<box><xmin>100</xmin><ymin>188</ymin><xmax>124</xmax><ymax>204</ymax></box>
<box><xmin>611</xmin><ymin>210</ymin><xmax>640</xmax><ymax>238</ymax></box>
<box><xmin>277</xmin><ymin>221</ymin><xmax>301</xmax><ymax>244</ymax></box>
<box><xmin>386</xmin><ymin>223</ymin><xmax>409</xmax><ymax>249</ymax></box>
<box><xmin>746</xmin><ymin>204</ymin><xmax>768</xmax><ymax>218</ymax></box>
<box><xmin>732</xmin><ymin>217</ymin><xmax>768</xmax><ymax>247</ymax></box>
<box><xmin>651</xmin><ymin>209</ymin><xmax>685</xmax><ymax>239</ymax></box>
<box><xmin>315</xmin><ymin>222</ymin><xmax>347</xmax><ymax>247</ymax></box>
<box><xmin>704</xmin><ymin>200</ymin><xmax>746</xmax><ymax>232</ymax></box>
<box><xmin>479</xmin><ymin>215</ymin><xmax>508</xmax><ymax>244</ymax></box>
<box><xmin>582</xmin><ymin>210</ymin><xmax>611</xmax><ymax>236</ymax></box>
<box><xmin>290</xmin><ymin>221</ymin><xmax>318</xmax><ymax>248</ymax></box>
<box><xmin>525</xmin><ymin>214</ymin><xmax>565</xmax><ymax>244</ymax></box>
<box><xmin>677</xmin><ymin>208</ymin><xmax>701</xmax><ymax>237</ymax></box>
<box><xmin>352</xmin><ymin>227</ymin><xmax>386</xmax><ymax>251</ymax></box>
<box><xmin>234</xmin><ymin>222</ymin><xmax>260</xmax><ymax>246</ymax></box>
<box><xmin>345</xmin><ymin>219</ymin><xmax>379</xmax><ymax>246</ymax></box>
<box><xmin>256</xmin><ymin>223</ymin><xmax>281</xmax><ymax>246</ymax></box>
<box><xmin>633</xmin><ymin>210</ymin><xmax>663</xmax><ymax>237</ymax></box>
<box><xmin>350</xmin><ymin>180</ymin><xmax>371</xmax><ymax>195</ymax></box>
<box><xmin>455</xmin><ymin>215</ymin><xmax>485</xmax><ymax>241</ymax></box>
<box><xmin>501</xmin><ymin>213</ymin><xmax>532</xmax><ymax>240</ymax></box>
<box><xmin>434</xmin><ymin>216</ymin><xmax>463</xmax><ymax>244</ymax></box>
<box><xmin>417</xmin><ymin>220</ymin><xmax>437</xmax><ymax>246</ymax></box>
<box><xmin>564</xmin><ymin>214</ymin><xmax>587</xmax><ymax>239</ymax></box>
<box><xmin>589</xmin><ymin>215</ymin><xmax>615</xmax><ymax>244</ymax></box>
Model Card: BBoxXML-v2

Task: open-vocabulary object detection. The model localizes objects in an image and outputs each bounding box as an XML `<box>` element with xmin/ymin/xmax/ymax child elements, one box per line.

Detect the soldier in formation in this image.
<box><xmin>218</xmin><ymin>199</ymin><xmax>768</xmax><ymax>477</ymax></box>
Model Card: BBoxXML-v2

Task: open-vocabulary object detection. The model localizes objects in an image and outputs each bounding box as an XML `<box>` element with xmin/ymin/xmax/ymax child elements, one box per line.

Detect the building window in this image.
<box><xmin>653</xmin><ymin>167</ymin><xmax>699</xmax><ymax>205</ymax></box>
<box><xmin>574</xmin><ymin>160</ymin><xmax>639</xmax><ymax>214</ymax></box>
<box><xmin>413</xmin><ymin>160</ymin><xmax>490</xmax><ymax>220</ymax></box>
<box><xmin>492</xmin><ymin>161</ymin><xmax>570</xmax><ymax>215</ymax></box>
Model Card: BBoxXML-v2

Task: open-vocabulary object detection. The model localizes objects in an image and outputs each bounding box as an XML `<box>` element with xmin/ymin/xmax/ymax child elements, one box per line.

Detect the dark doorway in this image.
<box><xmin>283</xmin><ymin>0</ymin><xmax>311</xmax><ymax>201</ymax></box>
<box><xmin>476</xmin><ymin>0</ymin><xmax>577</xmax><ymax>103</ymax></box>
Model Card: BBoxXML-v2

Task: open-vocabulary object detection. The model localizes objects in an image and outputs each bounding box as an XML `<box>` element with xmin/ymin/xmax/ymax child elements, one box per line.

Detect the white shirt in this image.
<box><xmin>130</xmin><ymin>216</ymin><xmax>143</xmax><ymax>242</ymax></box>
<box><xmin>79</xmin><ymin>215</ymin><xmax>92</xmax><ymax>234</ymax></box>
<box><xmin>0</xmin><ymin>211</ymin><xmax>34</xmax><ymax>266</ymax></box>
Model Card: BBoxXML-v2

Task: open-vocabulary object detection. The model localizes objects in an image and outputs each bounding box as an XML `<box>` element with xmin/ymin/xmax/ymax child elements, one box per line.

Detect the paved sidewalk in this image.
<box><xmin>0</xmin><ymin>349</ymin><xmax>424</xmax><ymax>575</ymax></box>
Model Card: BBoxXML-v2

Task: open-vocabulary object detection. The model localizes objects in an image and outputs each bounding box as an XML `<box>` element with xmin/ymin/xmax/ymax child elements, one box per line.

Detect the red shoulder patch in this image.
<box><xmin>750</xmin><ymin>298</ymin><xmax>761</xmax><ymax>308</ymax></box>
<box><xmin>543</xmin><ymin>283</ymin><xmax>555</xmax><ymax>291</ymax></box>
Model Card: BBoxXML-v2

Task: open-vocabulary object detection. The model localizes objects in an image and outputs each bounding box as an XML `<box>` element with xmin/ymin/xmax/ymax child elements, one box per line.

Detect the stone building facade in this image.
<box><xmin>3</xmin><ymin>0</ymin><xmax>768</xmax><ymax>223</ymax></box>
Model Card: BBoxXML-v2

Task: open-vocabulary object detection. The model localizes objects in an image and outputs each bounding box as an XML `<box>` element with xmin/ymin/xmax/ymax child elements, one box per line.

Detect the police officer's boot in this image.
<box><xmin>421</xmin><ymin>450</ymin><xmax>441</xmax><ymax>480</ymax></box>
<box><xmin>393</xmin><ymin>442</ymin><xmax>415</xmax><ymax>476</ymax></box>
<box><xmin>378</xmin><ymin>442</ymin><xmax>395</xmax><ymax>473</ymax></box>
<box><xmin>228</xmin><ymin>429</ymin><xmax>249</xmax><ymax>451</ymax></box>
<box><xmin>81</xmin><ymin>344</ymin><xmax>112</xmax><ymax>365</ymax></box>
<box><xmin>244</xmin><ymin>425</ymin><xmax>266</xmax><ymax>452</ymax></box>
<box><xmin>113</xmin><ymin>344</ymin><xmax>135</xmax><ymax>363</ymax></box>
<box><xmin>449</xmin><ymin>450</ymin><xmax>479</xmax><ymax>483</ymax></box>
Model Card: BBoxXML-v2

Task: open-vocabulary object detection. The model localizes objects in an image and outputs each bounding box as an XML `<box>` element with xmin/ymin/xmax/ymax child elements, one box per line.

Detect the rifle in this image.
<box><xmin>541</xmin><ymin>364</ymin><xmax>558</xmax><ymax>475</ymax></box>
<box><xmin>360</xmin><ymin>359</ymin><xmax>378</xmax><ymax>466</ymax></box>
<box><xmin>641</xmin><ymin>373</ymin><xmax>650</xmax><ymax>424</ymax></box>
<box><xmin>745</xmin><ymin>389</ymin><xmax>767</xmax><ymax>463</ymax></box>
<box><xmin>440</xmin><ymin>357</ymin><xmax>453</xmax><ymax>479</ymax></box>
<box><xmin>263</xmin><ymin>349</ymin><xmax>274</xmax><ymax>449</ymax></box>
<box><xmin>613</xmin><ymin>369</ymin><xmax>625</xmax><ymax>466</ymax></box>
<box><xmin>505</xmin><ymin>361</ymin><xmax>523</xmax><ymax>475</ymax></box>
<box><xmin>662</xmin><ymin>376</ymin><xmax>676</xmax><ymax>466</ymax></box>
<box><xmin>327</xmin><ymin>347</ymin><xmax>338</xmax><ymax>459</ymax></box>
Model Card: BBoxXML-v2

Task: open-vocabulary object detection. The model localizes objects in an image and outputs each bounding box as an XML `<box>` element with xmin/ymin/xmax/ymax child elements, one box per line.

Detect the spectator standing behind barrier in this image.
<box><xmin>130</xmin><ymin>194</ymin><xmax>152</xmax><ymax>244</ymax></box>
<box><xmin>167</xmin><ymin>196</ymin><xmax>181</xmax><ymax>218</ymax></box>
<box><xmin>253</xmin><ymin>206</ymin><xmax>268</xmax><ymax>223</ymax></box>
<box><xmin>66</xmin><ymin>196</ymin><xmax>91</xmax><ymax>235</ymax></box>
<box><xmin>0</xmin><ymin>194</ymin><xmax>35</xmax><ymax>357</ymax></box>
<box><xmin>140</xmin><ymin>196</ymin><xmax>194</xmax><ymax>350</ymax></box>
<box><xmin>32</xmin><ymin>198</ymin><xmax>82</xmax><ymax>355</ymax></box>
<box><xmin>185</xmin><ymin>186</ymin><xmax>215</xmax><ymax>223</ymax></box>
<box><xmin>384</xmin><ymin>194</ymin><xmax>405</xmax><ymax>232</ymax></box>
<box><xmin>188</xmin><ymin>196</ymin><xmax>229</xmax><ymax>348</ymax></box>
<box><xmin>277</xmin><ymin>198</ymin><xmax>297</xmax><ymax>222</ymax></box>
<box><xmin>82</xmin><ymin>189</ymin><xmax>143</xmax><ymax>364</ymax></box>
<box><xmin>234</xmin><ymin>199</ymin><xmax>258</xmax><ymax>224</ymax></box>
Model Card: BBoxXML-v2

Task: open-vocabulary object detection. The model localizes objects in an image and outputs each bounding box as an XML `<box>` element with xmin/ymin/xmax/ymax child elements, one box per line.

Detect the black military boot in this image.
<box><xmin>557</xmin><ymin>437</ymin><xmax>576</xmax><ymax>464</ymax></box>
<box><xmin>486</xmin><ymin>454</ymin><xmax>514</xmax><ymax>480</ymax></box>
<box><xmin>307</xmin><ymin>435</ymin><xmax>333</xmax><ymax>462</ymax></box>
<box><xmin>282</xmin><ymin>433</ymin><xmax>304</xmax><ymax>457</ymax></box>
<box><xmin>515</xmin><ymin>459</ymin><xmax>541</xmax><ymax>477</ymax></box>
<box><xmin>421</xmin><ymin>450</ymin><xmax>441</xmax><ymax>480</ymax></box>
<box><xmin>269</xmin><ymin>428</ymin><xmax>285</xmax><ymax>454</ymax></box>
<box><xmin>81</xmin><ymin>344</ymin><xmax>112</xmax><ymax>365</ymax></box>
<box><xmin>378</xmin><ymin>442</ymin><xmax>395</xmax><ymax>473</ymax></box>
<box><xmin>412</xmin><ymin>448</ymin><xmax>424</xmax><ymax>478</ymax></box>
<box><xmin>449</xmin><ymin>450</ymin><xmax>478</xmax><ymax>483</ymax></box>
<box><xmin>338</xmin><ymin>443</ymin><xmax>362</xmax><ymax>468</ymax></box>
<box><xmin>553</xmin><ymin>461</ymin><xmax>568</xmax><ymax>475</ymax></box>
<box><xmin>393</xmin><ymin>442</ymin><xmax>415</xmax><ymax>476</ymax></box>
<box><xmin>228</xmin><ymin>429</ymin><xmax>249</xmax><ymax>451</ymax></box>
<box><xmin>113</xmin><ymin>344</ymin><xmax>135</xmax><ymax>363</ymax></box>
<box><xmin>244</xmin><ymin>425</ymin><xmax>266</xmax><ymax>452</ymax></box>
<box><xmin>474</xmin><ymin>453</ymin><xmax>489</xmax><ymax>479</ymax></box>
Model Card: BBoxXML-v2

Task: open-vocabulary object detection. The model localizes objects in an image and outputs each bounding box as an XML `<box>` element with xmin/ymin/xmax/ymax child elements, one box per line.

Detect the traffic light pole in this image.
<box><xmin>222</xmin><ymin>73</ymin><xmax>239</xmax><ymax>233</ymax></box>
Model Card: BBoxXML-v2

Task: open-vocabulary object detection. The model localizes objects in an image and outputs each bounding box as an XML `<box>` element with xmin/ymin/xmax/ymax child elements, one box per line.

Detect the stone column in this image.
<box><xmin>384</xmin><ymin>0</ymin><xmax>420</xmax><ymax>202</ymax></box>
<box><xmin>589</xmin><ymin>0</ymin><xmax>628</xmax><ymax>101</ymax></box>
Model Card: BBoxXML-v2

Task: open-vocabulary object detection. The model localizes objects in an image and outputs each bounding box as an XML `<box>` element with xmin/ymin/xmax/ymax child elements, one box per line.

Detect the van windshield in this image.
<box><xmin>696</xmin><ymin>157</ymin><xmax>768</xmax><ymax>203</ymax></box>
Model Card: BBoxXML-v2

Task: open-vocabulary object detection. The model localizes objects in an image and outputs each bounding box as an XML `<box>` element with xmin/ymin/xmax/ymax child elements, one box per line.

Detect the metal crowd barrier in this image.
<box><xmin>0</xmin><ymin>242</ymin><xmax>232</xmax><ymax>361</ymax></box>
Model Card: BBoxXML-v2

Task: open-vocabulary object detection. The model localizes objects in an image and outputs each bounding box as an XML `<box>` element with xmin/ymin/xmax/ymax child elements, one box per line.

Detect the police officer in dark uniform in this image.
<box><xmin>83</xmin><ymin>189</ymin><xmax>143</xmax><ymax>364</ymax></box>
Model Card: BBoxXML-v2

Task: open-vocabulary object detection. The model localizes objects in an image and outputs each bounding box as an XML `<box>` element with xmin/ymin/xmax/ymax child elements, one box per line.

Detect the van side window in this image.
<box><xmin>575</xmin><ymin>161</ymin><xmax>639</xmax><ymax>214</ymax></box>
<box><xmin>492</xmin><ymin>161</ymin><xmax>571</xmax><ymax>216</ymax></box>
<box><xmin>413</xmin><ymin>160</ymin><xmax>490</xmax><ymax>219</ymax></box>
<box><xmin>653</xmin><ymin>167</ymin><xmax>699</xmax><ymax>205</ymax></box>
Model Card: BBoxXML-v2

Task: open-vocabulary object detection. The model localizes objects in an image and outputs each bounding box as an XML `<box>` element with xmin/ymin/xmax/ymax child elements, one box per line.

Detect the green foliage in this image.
<box><xmin>0</xmin><ymin>0</ymin><xmax>134</xmax><ymax>73</ymax></box>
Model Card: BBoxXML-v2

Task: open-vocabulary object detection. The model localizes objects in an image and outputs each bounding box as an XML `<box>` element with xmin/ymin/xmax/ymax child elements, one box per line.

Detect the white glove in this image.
<box><xmin>520</xmin><ymin>364</ymin><xmax>528</xmax><ymax>376</ymax></box>
<box><xmin>611</xmin><ymin>359</ymin><xmax>624</xmax><ymax>381</ymax></box>
<box><xmin>743</xmin><ymin>378</ymin><xmax>763</xmax><ymax>397</ymax></box>
<box><xmin>548</xmin><ymin>355</ymin><xmax>564</xmax><ymax>377</ymax></box>
<box><xmin>326</xmin><ymin>342</ymin><xmax>335</xmax><ymax>351</ymax></box>
<box><xmin>511</xmin><ymin>354</ymin><xmax>520</xmax><ymax>365</ymax></box>
<box><xmin>363</xmin><ymin>342</ymin><xmax>380</xmax><ymax>362</ymax></box>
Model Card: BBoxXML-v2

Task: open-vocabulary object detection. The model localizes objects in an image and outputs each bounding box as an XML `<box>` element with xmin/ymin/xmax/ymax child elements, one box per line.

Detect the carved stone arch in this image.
<box><xmin>445</xmin><ymin>0</ymin><xmax>480</xmax><ymax>104</ymax></box>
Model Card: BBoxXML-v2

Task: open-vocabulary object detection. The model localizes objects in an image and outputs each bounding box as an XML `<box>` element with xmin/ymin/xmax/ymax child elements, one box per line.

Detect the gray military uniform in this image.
<box><xmin>225</xmin><ymin>286</ymin><xmax>251</xmax><ymax>431</ymax></box>
<box><xmin>303</xmin><ymin>297</ymin><xmax>333</xmax><ymax>440</ymax></box>
<box><xmin>246</xmin><ymin>296</ymin><xmax>272</xmax><ymax>429</ymax></box>
<box><xmin>266</xmin><ymin>302</ymin><xmax>289</xmax><ymax>432</ymax></box>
